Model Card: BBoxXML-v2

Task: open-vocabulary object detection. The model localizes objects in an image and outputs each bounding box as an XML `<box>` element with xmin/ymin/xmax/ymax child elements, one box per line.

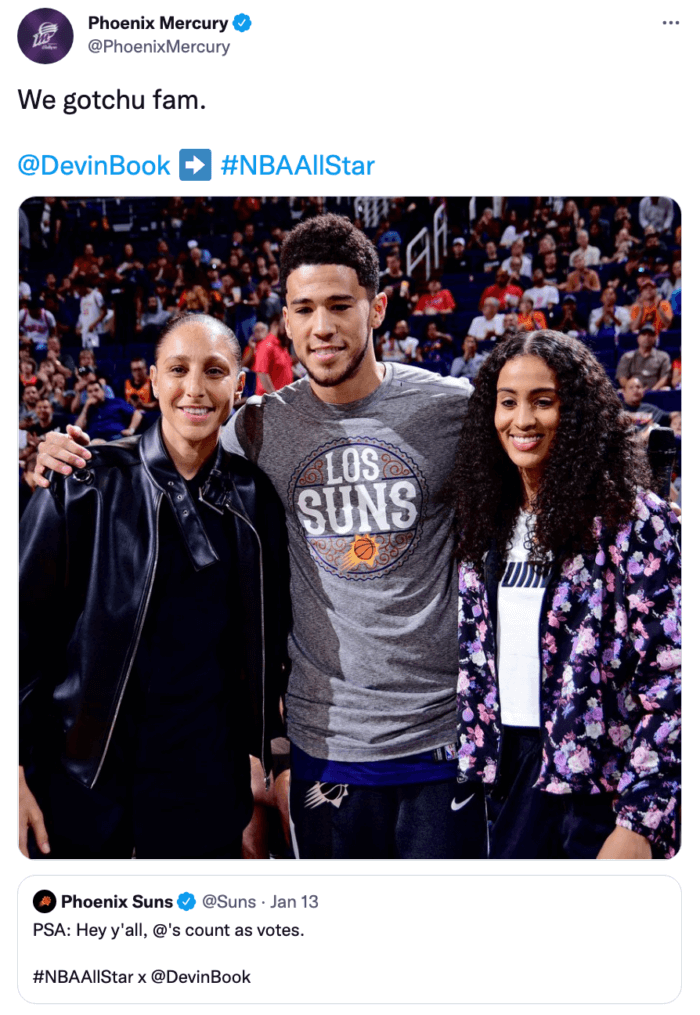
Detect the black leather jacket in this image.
<box><xmin>19</xmin><ymin>421</ymin><xmax>290</xmax><ymax>790</ymax></box>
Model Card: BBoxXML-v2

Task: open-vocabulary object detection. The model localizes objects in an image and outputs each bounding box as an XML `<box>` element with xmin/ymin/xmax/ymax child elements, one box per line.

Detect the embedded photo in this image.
<box><xmin>18</xmin><ymin>196</ymin><xmax>681</xmax><ymax>861</ymax></box>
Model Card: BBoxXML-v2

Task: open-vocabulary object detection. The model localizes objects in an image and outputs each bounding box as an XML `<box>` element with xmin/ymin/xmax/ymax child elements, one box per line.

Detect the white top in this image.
<box><xmin>380</xmin><ymin>336</ymin><xmax>420</xmax><ymax>362</ymax></box>
<box><xmin>77</xmin><ymin>289</ymin><xmax>105</xmax><ymax>348</ymax></box>
<box><xmin>588</xmin><ymin>305</ymin><xmax>631</xmax><ymax>337</ymax></box>
<box><xmin>523</xmin><ymin>284</ymin><xmax>559</xmax><ymax>310</ymax></box>
<box><xmin>569</xmin><ymin>246</ymin><xmax>601</xmax><ymax>267</ymax></box>
<box><xmin>19</xmin><ymin>307</ymin><xmax>56</xmax><ymax>343</ymax></box>
<box><xmin>468</xmin><ymin>313</ymin><xmax>505</xmax><ymax>340</ymax></box>
<box><xmin>496</xmin><ymin>511</ymin><xmax>549</xmax><ymax>728</ymax></box>
<box><xmin>501</xmin><ymin>254</ymin><xmax>533</xmax><ymax>276</ymax></box>
<box><xmin>500</xmin><ymin>226</ymin><xmax>529</xmax><ymax>247</ymax></box>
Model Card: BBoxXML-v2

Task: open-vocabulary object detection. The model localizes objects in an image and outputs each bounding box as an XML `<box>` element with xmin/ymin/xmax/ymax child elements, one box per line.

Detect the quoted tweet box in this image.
<box><xmin>19</xmin><ymin>875</ymin><xmax>680</xmax><ymax>1004</ymax></box>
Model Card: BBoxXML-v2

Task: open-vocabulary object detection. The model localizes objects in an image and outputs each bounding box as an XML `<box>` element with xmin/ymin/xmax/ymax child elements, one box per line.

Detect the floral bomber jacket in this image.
<box><xmin>457</xmin><ymin>491</ymin><xmax>681</xmax><ymax>857</ymax></box>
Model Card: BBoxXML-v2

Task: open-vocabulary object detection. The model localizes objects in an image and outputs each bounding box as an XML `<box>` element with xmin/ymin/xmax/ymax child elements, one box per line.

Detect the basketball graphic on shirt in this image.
<box><xmin>342</xmin><ymin>534</ymin><xmax>380</xmax><ymax>571</ymax></box>
<box><xmin>289</xmin><ymin>438</ymin><xmax>426</xmax><ymax>581</ymax></box>
<box><xmin>350</xmin><ymin>535</ymin><xmax>377</xmax><ymax>562</ymax></box>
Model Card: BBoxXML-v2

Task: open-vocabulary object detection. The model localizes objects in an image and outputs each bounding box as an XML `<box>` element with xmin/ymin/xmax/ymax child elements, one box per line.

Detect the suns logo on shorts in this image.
<box><xmin>304</xmin><ymin>782</ymin><xmax>349</xmax><ymax>809</ymax></box>
<box><xmin>289</xmin><ymin>437</ymin><xmax>427</xmax><ymax>581</ymax></box>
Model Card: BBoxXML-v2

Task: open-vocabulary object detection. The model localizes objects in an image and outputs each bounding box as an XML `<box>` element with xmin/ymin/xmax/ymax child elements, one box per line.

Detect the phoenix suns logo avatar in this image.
<box><xmin>289</xmin><ymin>437</ymin><xmax>426</xmax><ymax>581</ymax></box>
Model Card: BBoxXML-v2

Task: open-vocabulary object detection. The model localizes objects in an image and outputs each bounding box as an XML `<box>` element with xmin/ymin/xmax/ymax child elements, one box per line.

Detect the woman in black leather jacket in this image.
<box><xmin>19</xmin><ymin>314</ymin><xmax>289</xmax><ymax>859</ymax></box>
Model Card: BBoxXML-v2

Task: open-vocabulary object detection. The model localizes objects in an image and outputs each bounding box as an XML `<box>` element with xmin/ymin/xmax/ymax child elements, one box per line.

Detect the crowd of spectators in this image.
<box><xmin>19</xmin><ymin>196</ymin><xmax>681</xmax><ymax>506</ymax></box>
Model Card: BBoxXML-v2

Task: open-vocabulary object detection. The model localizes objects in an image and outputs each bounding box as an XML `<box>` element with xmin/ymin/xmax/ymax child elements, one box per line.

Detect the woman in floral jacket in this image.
<box><xmin>448</xmin><ymin>330</ymin><xmax>680</xmax><ymax>858</ymax></box>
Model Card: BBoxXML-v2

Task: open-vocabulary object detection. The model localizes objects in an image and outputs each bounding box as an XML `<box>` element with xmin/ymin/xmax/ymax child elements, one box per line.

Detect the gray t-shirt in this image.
<box><xmin>222</xmin><ymin>363</ymin><xmax>472</xmax><ymax>761</ymax></box>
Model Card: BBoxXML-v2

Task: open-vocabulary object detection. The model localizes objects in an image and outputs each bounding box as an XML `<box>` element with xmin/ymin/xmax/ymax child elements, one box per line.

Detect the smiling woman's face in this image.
<box><xmin>494</xmin><ymin>355</ymin><xmax>561</xmax><ymax>491</ymax></box>
<box><xmin>152</xmin><ymin>320</ymin><xmax>242</xmax><ymax>452</ymax></box>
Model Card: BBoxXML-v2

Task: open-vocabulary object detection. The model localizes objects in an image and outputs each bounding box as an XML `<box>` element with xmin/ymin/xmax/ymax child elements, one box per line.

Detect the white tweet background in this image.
<box><xmin>4</xmin><ymin>1</ymin><xmax>696</xmax><ymax>1012</ymax></box>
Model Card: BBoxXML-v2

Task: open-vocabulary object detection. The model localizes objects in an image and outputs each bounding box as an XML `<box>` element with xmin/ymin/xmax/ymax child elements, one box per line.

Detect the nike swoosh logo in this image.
<box><xmin>451</xmin><ymin>793</ymin><xmax>475</xmax><ymax>812</ymax></box>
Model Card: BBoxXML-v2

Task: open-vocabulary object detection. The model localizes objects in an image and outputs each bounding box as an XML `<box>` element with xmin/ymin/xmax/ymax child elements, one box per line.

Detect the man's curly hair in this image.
<box><xmin>279</xmin><ymin>213</ymin><xmax>380</xmax><ymax>301</ymax></box>
<box><xmin>446</xmin><ymin>329</ymin><xmax>651</xmax><ymax>572</ymax></box>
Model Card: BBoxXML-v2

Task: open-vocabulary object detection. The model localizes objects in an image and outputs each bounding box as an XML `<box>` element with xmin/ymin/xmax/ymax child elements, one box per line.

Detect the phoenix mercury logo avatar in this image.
<box><xmin>18</xmin><ymin>8</ymin><xmax>73</xmax><ymax>63</ymax></box>
<box><xmin>33</xmin><ymin>20</ymin><xmax>57</xmax><ymax>45</ymax></box>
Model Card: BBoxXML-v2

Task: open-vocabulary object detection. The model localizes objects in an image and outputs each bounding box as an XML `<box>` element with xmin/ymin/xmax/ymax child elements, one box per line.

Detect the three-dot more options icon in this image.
<box><xmin>178</xmin><ymin>149</ymin><xmax>212</xmax><ymax>182</ymax></box>
<box><xmin>33</xmin><ymin>890</ymin><xmax>57</xmax><ymax>914</ymax></box>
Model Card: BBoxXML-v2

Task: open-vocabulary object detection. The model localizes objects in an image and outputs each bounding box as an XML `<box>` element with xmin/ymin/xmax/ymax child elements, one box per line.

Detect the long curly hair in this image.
<box><xmin>447</xmin><ymin>330</ymin><xmax>651</xmax><ymax>572</ymax></box>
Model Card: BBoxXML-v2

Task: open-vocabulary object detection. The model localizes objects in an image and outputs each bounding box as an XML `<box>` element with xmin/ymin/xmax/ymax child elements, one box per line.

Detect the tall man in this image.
<box><xmin>35</xmin><ymin>215</ymin><xmax>483</xmax><ymax>860</ymax></box>
<box><xmin>223</xmin><ymin>215</ymin><xmax>482</xmax><ymax>859</ymax></box>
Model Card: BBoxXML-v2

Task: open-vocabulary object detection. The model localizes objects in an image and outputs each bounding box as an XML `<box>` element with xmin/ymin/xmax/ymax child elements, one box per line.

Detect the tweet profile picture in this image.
<box><xmin>18</xmin><ymin>8</ymin><xmax>73</xmax><ymax>63</ymax></box>
<box><xmin>33</xmin><ymin>890</ymin><xmax>57</xmax><ymax>914</ymax></box>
